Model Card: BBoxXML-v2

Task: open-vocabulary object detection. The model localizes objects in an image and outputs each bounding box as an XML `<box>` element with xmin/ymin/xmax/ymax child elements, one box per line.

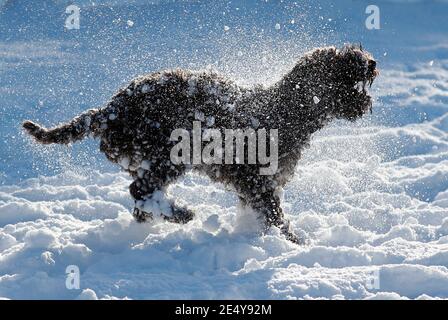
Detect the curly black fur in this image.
<box><xmin>23</xmin><ymin>45</ymin><xmax>378</xmax><ymax>244</ymax></box>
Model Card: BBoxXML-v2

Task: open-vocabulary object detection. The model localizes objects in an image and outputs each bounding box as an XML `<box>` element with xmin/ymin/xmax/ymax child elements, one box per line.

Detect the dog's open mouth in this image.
<box><xmin>354</xmin><ymin>60</ymin><xmax>378</xmax><ymax>113</ymax></box>
<box><xmin>354</xmin><ymin>80</ymin><xmax>370</xmax><ymax>94</ymax></box>
<box><xmin>354</xmin><ymin>75</ymin><xmax>375</xmax><ymax>95</ymax></box>
<box><xmin>355</xmin><ymin>59</ymin><xmax>378</xmax><ymax>93</ymax></box>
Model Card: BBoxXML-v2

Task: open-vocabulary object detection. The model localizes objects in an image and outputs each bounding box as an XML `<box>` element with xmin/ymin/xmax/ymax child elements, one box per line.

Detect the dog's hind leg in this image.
<box><xmin>129</xmin><ymin>165</ymin><xmax>194</xmax><ymax>224</ymax></box>
<box><xmin>163</xmin><ymin>205</ymin><xmax>195</xmax><ymax>224</ymax></box>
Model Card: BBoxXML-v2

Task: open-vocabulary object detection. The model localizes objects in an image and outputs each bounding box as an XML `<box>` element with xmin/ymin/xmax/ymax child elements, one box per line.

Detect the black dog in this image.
<box><xmin>23</xmin><ymin>44</ymin><xmax>378</xmax><ymax>244</ymax></box>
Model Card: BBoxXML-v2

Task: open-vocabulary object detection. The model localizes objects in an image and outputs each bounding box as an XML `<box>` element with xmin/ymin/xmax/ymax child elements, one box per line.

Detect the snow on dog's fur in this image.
<box><xmin>22</xmin><ymin>44</ymin><xmax>378</xmax><ymax>243</ymax></box>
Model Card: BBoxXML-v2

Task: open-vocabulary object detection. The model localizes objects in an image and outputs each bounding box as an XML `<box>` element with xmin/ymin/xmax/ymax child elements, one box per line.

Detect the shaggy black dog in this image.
<box><xmin>23</xmin><ymin>44</ymin><xmax>378</xmax><ymax>244</ymax></box>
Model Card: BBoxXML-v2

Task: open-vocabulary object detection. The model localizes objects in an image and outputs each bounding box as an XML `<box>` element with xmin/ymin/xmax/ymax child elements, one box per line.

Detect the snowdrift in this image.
<box><xmin>1</xmin><ymin>0</ymin><xmax>448</xmax><ymax>299</ymax></box>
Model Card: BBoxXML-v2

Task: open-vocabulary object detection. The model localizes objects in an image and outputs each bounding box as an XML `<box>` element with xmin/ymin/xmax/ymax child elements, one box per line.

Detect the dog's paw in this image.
<box><xmin>279</xmin><ymin>224</ymin><xmax>308</xmax><ymax>245</ymax></box>
<box><xmin>282</xmin><ymin>228</ymin><xmax>308</xmax><ymax>245</ymax></box>
<box><xmin>163</xmin><ymin>207</ymin><xmax>195</xmax><ymax>224</ymax></box>
<box><xmin>132</xmin><ymin>208</ymin><xmax>153</xmax><ymax>223</ymax></box>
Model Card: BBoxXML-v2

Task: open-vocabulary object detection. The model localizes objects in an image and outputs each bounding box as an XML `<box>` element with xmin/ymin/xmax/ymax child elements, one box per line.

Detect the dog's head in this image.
<box><xmin>291</xmin><ymin>44</ymin><xmax>378</xmax><ymax>121</ymax></box>
<box><xmin>331</xmin><ymin>44</ymin><xmax>378</xmax><ymax>120</ymax></box>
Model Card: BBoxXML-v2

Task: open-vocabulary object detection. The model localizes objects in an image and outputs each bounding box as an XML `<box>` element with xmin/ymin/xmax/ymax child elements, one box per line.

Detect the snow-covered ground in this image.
<box><xmin>1</xmin><ymin>0</ymin><xmax>448</xmax><ymax>299</ymax></box>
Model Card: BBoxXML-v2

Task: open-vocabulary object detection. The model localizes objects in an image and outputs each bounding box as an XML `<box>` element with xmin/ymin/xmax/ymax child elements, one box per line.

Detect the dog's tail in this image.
<box><xmin>22</xmin><ymin>109</ymin><xmax>104</xmax><ymax>145</ymax></box>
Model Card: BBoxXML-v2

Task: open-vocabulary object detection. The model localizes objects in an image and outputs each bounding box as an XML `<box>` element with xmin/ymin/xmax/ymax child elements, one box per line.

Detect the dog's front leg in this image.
<box><xmin>133</xmin><ymin>206</ymin><xmax>153</xmax><ymax>222</ymax></box>
<box><xmin>252</xmin><ymin>193</ymin><xmax>303</xmax><ymax>244</ymax></box>
<box><xmin>129</xmin><ymin>178</ymin><xmax>155</xmax><ymax>223</ymax></box>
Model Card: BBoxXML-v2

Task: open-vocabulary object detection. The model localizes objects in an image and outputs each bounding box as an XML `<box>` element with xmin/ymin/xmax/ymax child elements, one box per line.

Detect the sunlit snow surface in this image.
<box><xmin>1</xmin><ymin>0</ymin><xmax>448</xmax><ymax>299</ymax></box>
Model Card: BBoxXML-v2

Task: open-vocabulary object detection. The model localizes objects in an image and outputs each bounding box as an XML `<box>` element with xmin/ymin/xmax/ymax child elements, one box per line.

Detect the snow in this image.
<box><xmin>2</xmin><ymin>114</ymin><xmax>448</xmax><ymax>299</ymax></box>
<box><xmin>118</xmin><ymin>157</ymin><xmax>130</xmax><ymax>170</ymax></box>
<box><xmin>206</xmin><ymin>116</ymin><xmax>215</xmax><ymax>127</ymax></box>
<box><xmin>194</xmin><ymin>111</ymin><xmax>205</xmax><ymax>122</ymax></box>
<box><xmin>141</xmin><ymin>84</ymin><xmax>151</xmax><ymax>94</ymax></box>
<box><xmin>77</xmin><ymin>288</ymin><xmax>98</xmax><ymax>300</ymax></box>
<box><xmin>140</xmin><ymin>160</ymin><xmax>151</xmax><ymax>170</ymax></box>
<box><xmin>1</xmin><ymin>0</ymin><xmax>448</xmax><ymax>300</ymax></box>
